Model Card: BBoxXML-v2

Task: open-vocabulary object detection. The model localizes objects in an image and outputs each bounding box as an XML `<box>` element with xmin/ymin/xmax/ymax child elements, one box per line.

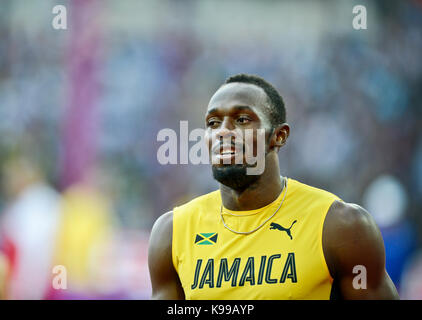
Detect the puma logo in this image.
<box><xmin>270</xmin><ymin>221</ymin><xmax>297</xmax><ymax>240</ymax></box>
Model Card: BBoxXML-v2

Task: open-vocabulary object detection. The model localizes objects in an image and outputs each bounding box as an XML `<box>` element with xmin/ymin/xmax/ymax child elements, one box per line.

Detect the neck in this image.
<box><xmin>219</xmin><ymin>154</ymin><xmax>284</xmax><ymax>211</ymax></box>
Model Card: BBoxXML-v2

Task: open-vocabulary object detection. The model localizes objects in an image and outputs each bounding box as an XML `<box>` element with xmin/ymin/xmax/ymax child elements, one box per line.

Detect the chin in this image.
<box><xmin>212</xmin><ymin>164</ymin><xmax>261</xmax><ymax>192</ymax></box>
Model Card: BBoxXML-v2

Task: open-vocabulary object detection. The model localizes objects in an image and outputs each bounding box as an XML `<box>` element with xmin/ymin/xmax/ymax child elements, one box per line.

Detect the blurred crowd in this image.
<box><xmin>0</xmin><ymin>0</ymin><xmax>421</xmax><ymax>299</ymax></box>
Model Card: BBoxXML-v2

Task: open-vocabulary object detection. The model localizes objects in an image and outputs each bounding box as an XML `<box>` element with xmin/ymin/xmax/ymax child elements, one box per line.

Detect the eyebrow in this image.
<box><xmin>206</xmin><ymin>105</ymin><xmax>254</xmax><ymax>115</ymax></box>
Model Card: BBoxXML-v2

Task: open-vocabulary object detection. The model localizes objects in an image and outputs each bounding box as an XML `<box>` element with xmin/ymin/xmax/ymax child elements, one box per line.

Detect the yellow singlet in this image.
<box><xmin>172</xmin><ymin>178</ymin><xmax>341</xmax><ymax>300</ymax></box>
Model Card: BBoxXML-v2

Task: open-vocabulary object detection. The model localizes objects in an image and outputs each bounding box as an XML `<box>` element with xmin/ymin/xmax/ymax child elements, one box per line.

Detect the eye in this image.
<box><xmin>207</xmin><ymin>118</ymin><xmax>221</xmax><ymax>128</ymax></box>
<box><xmin>237</xmin><ymin>115</ymin><xmax>252</xmax><ymax>124</ymax></box>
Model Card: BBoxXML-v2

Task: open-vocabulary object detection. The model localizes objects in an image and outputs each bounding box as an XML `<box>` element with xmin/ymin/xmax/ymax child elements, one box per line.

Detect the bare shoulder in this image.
<box><xmin>149</xmin><ymin>211</ymin><xmax>173</xmax><ymax>253</ymax></box>
<box><xmin>322</xmin><ymin>200</ymin><xmax>385</xmax><ymax>277</ymax></box>
<box><xmin>151</xmin><ymin>211</ymin><xmax>173</xmax><ymax>235</ymax></box>
<box><xmin>148</xmin><ymin>210</ymin><xmax>185</xmax><ymax>299</ymax></box>
<box><xmin>328</xmin><ymin>200</ymin><xmax>373</xmax><ymax>224</ymax></box>
<box><xmin>324</xmin><ymin>200</ymin><xmax>382</xmax><ymax>246</ymax></box>
<box><xmin>322</xmin><ymin>201</ymin><xmax>399</xmax><ymax>299</ymax></box>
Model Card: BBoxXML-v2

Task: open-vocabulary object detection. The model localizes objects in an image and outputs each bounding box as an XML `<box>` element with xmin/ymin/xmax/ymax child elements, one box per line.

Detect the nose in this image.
<box><xmin>216</xmin><ymin>117</ymin><xmax>236</xmax><ymax>140</ymax></box>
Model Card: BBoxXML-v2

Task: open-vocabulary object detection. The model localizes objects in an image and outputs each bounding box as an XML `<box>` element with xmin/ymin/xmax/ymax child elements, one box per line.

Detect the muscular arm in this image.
<box><xmin>323</xmin><ymin>200</ymin><xmax>399</xmax><ymax>300</ymax></box>
<box><xmin>0</xmin><ymin>252</ymin><xmax>7</xmax><ymax>299</ymax></box>
<box><xmin>148</xmin><ymin>211</ymin><xmax>185</xmax><ymax>300</ymax></box>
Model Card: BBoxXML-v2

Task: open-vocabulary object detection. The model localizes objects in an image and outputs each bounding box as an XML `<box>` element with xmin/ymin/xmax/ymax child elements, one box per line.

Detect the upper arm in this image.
<box><xmin>148</xmin><ymin>211</ymin><xmax>185</xmax><ymax>300</ymax></box>
<box><xmin>323</xmin><ymin>200</ymin><xmax>399</xmax><ymax>300</ymax></box>
<box><xmin>0</xmin><ymin>252</ymin><xmax>7</xmax><ymax>299</ymax></box>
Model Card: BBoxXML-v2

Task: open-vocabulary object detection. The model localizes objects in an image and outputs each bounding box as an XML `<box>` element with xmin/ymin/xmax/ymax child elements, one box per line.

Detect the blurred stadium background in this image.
<box><xmin>0</xmin><ymin>0</ymin><xmax>421</xmax><ymax>299</ymax></box>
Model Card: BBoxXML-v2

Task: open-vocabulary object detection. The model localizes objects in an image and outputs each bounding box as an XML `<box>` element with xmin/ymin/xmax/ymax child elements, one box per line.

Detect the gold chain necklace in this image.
<box><xmin>220</xmin><ymin>177</ymin><xmax>288</xmax><ymax>235</ymax></box>
<box><xmin>221</xmin><ymin>206</ymin><xmax>267</xmax><ymax>217</ymax></box>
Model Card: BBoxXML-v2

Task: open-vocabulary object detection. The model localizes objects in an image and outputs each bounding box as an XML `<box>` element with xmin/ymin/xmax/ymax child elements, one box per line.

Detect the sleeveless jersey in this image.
<box><xmin>172</xmin><ymin>178</ymin><xmax>341</xmax><ymax>300</ymax></box>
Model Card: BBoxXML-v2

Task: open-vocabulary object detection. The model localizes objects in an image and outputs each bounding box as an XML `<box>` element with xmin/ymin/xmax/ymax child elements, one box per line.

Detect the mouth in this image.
<box><xmin>212</xmin><ymin>144</ymin><xmax>244</xmax><ymax>163</ymax></box>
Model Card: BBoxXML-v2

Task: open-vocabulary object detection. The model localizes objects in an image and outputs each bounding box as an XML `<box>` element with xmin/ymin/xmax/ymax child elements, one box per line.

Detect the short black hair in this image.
<box><xmin>224</xmin><ymin>73</ymin><xmax>286</xmax><ymax>126</ymax></box>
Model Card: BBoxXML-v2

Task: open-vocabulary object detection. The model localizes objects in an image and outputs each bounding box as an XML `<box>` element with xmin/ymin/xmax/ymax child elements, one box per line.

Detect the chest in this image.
<box><xmin>176</xmin><ymin>211</ymin><xmax>331</xmax><ymax>299</ymax></box>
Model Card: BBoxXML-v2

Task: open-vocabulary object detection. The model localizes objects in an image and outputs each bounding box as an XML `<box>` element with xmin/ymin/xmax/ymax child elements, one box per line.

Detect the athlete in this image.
<box><xmin>148</xmin><ymin>74</ymin><xmax>399</xmax><ymax>300</ymax></box>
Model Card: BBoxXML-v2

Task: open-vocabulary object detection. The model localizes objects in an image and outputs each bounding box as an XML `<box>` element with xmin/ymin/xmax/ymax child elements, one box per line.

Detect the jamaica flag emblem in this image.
<box><xmin>195</xmin><ymin>233</ymin><xmax>218</xmax><ymax>245</ymax></box>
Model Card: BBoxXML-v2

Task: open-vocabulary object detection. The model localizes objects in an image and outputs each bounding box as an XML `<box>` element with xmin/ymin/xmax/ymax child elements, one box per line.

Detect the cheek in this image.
<box><xmin>255</xmin><ymin>128</ymin><xmax>273</xmax><ymax>156</ymax></box>
<box><xmin>204</xmin><ymin>131</ymin><xmax>211</xmax><ymax>148</ymax></box>
<box><xmin>265</xmin><ymin>129</ymin><xmax>274</xmax><ymax>146</ymax></box>
<box><xmin>204</xmin><ymin>130</ymin><xmax>215</xmax><ymax>150</ymax></box>
<box><xmin>241</xmin><ymin>129</ymin><xmax>266</xmax><ymax>155</ymax></box>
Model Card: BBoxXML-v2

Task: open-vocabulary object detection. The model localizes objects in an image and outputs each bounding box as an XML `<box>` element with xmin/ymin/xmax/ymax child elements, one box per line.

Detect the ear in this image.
<box><xmin>269</xmin><ymin>123</ymin><xmax>290</xmax><ymax>151</ymax></box>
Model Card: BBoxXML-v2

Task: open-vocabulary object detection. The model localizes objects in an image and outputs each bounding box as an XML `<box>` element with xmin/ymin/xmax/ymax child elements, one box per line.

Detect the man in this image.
<box><xmin>148</xmin><ymin>74</ymin><xmax>399</xmax><ymax>300</ymax></box>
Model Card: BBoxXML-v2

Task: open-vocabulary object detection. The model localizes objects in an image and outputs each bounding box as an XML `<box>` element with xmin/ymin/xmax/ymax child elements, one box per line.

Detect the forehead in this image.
<box><xmin>207</xmin><ymin>82</ymin><xmax>270</xmax><ymax>115</ymax></box>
